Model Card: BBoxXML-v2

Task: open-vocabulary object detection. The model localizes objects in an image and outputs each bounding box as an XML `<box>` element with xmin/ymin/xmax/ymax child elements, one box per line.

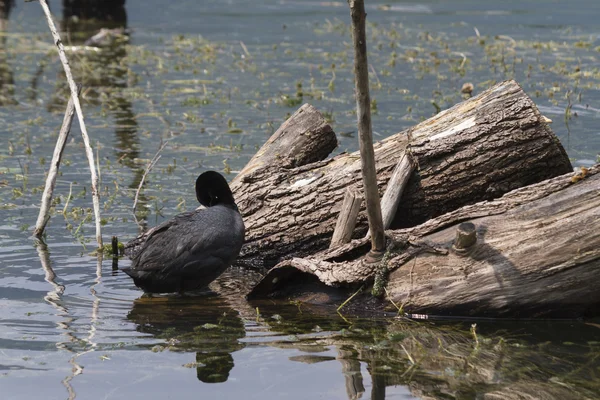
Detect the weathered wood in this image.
<box><xmin>249</xmin><ymin>165</ymin><xmax>600</xmax><ymax>318</ymax></box>
<box><xmin>378</xmin><ymin>152</ymin><xmax>416</xmax><ymax>230</ymax></box>
<box><xmin>386</xmin><ymin>167</ymin><xmax>600</xmax><ymax>318</ymax></box>
<box><xmin>233</xmin><ymin>103</ymin><xmax>337</xmax><ymax>178</ymax></box>
<box><xmin>452</xmin><ymin>222</ymin><xmax>477</xmax><ymax>254</ymax></box>
<box><xmin>348</xmin><ymin>0</ymin><xmax>385</xmax><ymax>253</ymax></box>
<box><xmin>33</xmin><ymin>89</ymin><xmax>79</xmax><ymax>238</ymax></box>
<box><xmin>232</xmin><ymin>80</ymin><xmax>572</xmax><ymax>268</ymax></box>
<box><xmin>330</xmin><ymin>188</ymin><xmax>362</xmax><ymax>248</ymax></box>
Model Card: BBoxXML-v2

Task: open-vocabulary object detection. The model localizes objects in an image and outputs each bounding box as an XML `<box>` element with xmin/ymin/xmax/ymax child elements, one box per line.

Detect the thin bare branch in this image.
<box><xmin>133</xmin><ymin>140</ymin><xmax>169</xmax><ymax>212</ymax></box>
<box><xmin>33</xmin><ymin>87</ymin><xmax>79</xmax><ymax>238</ymax></box>
<box><xmin>38</xmin><ymin>0</ymin><xmax>102</xmax><ymax>247</ymax></box>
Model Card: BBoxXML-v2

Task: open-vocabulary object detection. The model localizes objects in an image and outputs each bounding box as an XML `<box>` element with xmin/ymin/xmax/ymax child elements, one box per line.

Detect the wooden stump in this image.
<box><xmin>232</xmin><ymin>80</ymin><xmax>572</xmax><ymax>268</ymax></box>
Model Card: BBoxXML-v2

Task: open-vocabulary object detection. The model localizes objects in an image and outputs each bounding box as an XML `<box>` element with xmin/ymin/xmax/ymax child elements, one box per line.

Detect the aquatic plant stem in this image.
<box><xmin>33</xmin><ymin>89</ymin><xmax>78</xmax><ymax>239</ymax></box>
<box><xmin>348</xmin><ymin>0</ymin><xmax>385</xmax><ymax>253</ymax></box>
<box><xmin>337</xmin><ymin>284</ymin><xmax>364</xmax><ymax>312</ymax></box>
<box><xmin>38</xmin><ymin>0</ymin><xmax>102</xmax><ymax>248</ymax></box>
<box><xmin>132</xmin><ymin>140</ymin><xmax>169</xmax><ymax>212</ymax></box>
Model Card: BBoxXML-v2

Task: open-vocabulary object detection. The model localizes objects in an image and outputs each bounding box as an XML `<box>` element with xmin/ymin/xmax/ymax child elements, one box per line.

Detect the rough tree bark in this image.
<box><xmin>232</xmin><ymin>80</ymin><xmax>572</xmax><ymax>268</ymax></box>
<box><xmin>385</xmin><ymin>166</ymin><xmax>600</xmax><ymax>318</ymax></box>
<box><xmin>248</xmin><ymin>165</ymin><xmax>600</xmax><ymax>318</ymax></box>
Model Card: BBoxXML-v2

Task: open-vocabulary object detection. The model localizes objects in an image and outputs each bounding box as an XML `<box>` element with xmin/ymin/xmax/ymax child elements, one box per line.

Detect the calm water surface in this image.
<box><xmin>2</xmin><ymin>1</ymin><xmax>600</xmax><ymax>398</ymax></box>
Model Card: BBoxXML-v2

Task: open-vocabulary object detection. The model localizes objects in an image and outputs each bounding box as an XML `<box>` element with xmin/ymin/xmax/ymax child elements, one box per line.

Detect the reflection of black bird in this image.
<box><xmin>196</xmin><ymin>352</ymin><xmax>235</xmax><ymax>383</ymax></box>
<box><xmin>123</xmin><ymin>171</ymin><xmax>245</xmax><ymax>293</ymax></box>
<box><xmin>127</xmin><ymin>294</ymin><xmax>245</xmax><ymax>384</ymax></box>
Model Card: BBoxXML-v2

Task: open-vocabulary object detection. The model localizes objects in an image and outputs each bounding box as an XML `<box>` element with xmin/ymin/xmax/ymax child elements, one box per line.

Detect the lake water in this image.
<box><xmin>1</xmin><ymin>0</ymin><xmax>600</xmax><ymax>398</ymax></box>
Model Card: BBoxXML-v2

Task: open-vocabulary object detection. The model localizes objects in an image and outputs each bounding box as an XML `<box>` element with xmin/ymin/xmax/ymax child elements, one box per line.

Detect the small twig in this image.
<box><xmin>62</xmin><ymin>182</ymin><xmax>73</xmax><ymax>217</ymax></box>
<box><xmin>452</xmin><ymin>52</ymin><xmax>467</xmax><ymax>68</ymax></box>
<box><xmin>132</xmin><ymin>140</ymin><xmax>169</xmax><ymax>212</ymax></box>
<box><xmin>368</xmin><ymin>64</ymin><xmax>382</xmax><ymax>89</ymax></box>
<box><xmin>400</xmin><ymin>344</ymin><xmax>415</xmax><ymax>365</ymax></box>
<box><xmin>496</xmin><ymin>34</ymin><xmax>517</xmax><ymax>48</ymax></box>
<box><xmin>337</xmin><ymin>284</ymin><xmax>364</xmax><ymax>312</ymax></box>
<box><xmin>470</xmin><ymin>323</ymin><xmax>479</xmax><ymax>348</ymax></box>
<box><xmin>38</xmin><ymin>0</ymin><xmax>102</xmax><ymax>247</ymax></box>
<box><xmin>73</xmin><ymin>213</ymin><xmax>92</xmax><ymax>237</ymax></box>
<box><xmin>96</xmin><ymin>141</ymin><xmax>101</xmax><ymax>185</ymax></box>
<box><xmin>408</xmin><ymin>255</ymin><xmax>417</xmax><ymax>299</ymax></box>
<box><xmin>328</xmin><ymin>69</ymin><xmax>336</xmax><ymax>92</ymax></box>
<box><xmin>336</xmin><ymin>310</ymin><xmax>352</xmax><ymax>324</ymax></box>
<box><xmin>239</xmin><ymin>41</ymin><xmax>251</xmax><ymax>58</ymax></box>
<box><xmin>383</xmin><ymin>287</ymin><xmax>404</xmax><ymax>315</ymax></box>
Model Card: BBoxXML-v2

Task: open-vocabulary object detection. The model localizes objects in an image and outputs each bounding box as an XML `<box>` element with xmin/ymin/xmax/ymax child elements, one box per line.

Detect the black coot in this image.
<box><xmin>122</xmin><ymin>171</ymin><xmax>245</xmax><ymax>293</ymax></box>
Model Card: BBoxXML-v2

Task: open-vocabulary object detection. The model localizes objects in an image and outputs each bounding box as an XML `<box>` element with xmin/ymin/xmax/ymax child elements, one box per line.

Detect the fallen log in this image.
<box><xmin>386</xmin><ymin>166</ymin><xmax>600</xmax><ymax>318</ymax></box>
<box><xmin>249</xmin><ymin>165</ymin><xmax>600</xmax><ymax>318</ymax></box>
<box><xmin>232</xmin><ymin>80</ymin><xmax>572</xmax><ymax>268</ymax></box>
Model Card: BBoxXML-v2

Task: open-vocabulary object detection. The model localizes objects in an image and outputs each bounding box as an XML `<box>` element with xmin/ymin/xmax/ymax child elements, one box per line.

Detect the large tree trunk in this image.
<box><xmin>248</xmin><ymin>165</ymin><xmax>600</xmax><ymax>318</ymax></box>
<box><xmin>233</xmin><ymin>80</ymin><xmax>572</xmax><ymax>268</ymax></box>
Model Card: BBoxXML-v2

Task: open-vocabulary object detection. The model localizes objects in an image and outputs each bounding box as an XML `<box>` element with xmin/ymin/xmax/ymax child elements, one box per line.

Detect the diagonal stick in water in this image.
<box><xmin>33</xmin><ymin>87</ymin><xmax>79</xmax><ymax>239</ymax></box>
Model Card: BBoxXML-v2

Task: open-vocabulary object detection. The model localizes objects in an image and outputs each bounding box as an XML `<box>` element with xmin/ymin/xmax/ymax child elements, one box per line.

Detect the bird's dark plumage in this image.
<box><xmin>122</xmin><ymin>171</ymin><xmax>245</xmax><ymax>293</ymax></box>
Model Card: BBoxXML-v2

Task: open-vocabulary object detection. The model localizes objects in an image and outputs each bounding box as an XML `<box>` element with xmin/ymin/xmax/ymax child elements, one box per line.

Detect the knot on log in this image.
<box><xmin>452</xmin><ymin>222</ymin><xmax>477</xmax><ymax>255</ymax></box>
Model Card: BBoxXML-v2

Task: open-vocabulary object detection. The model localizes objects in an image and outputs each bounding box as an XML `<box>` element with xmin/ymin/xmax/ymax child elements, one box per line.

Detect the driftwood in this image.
<box><xmin>249</xmin><ymin>165</ymin><xmax>600</xmax><ymax>318</ymax></box>
<box><xmin>378</xmin><ymin>152</ymin><xmax>416</xmax><ymax>230</ymax></box>
<box><xmin>330</xmin><ymin>188</ymin><xmax>362</xmax><ymax>248</ymax></box>
<box><xmin>34</xmin><ymin>89</ymin><xmax>79</xmax><ymax>238</ymax></box>
<box><xmin>232</xmin><ymin>80</ymin><xmax>572</xmax><ymax>268</ymax></box>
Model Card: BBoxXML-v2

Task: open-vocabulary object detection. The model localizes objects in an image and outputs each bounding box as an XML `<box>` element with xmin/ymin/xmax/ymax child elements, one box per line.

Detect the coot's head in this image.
<box><xmin>195</xmin><ymin>171</ymin><xmax>236</xmax><ymax>207</ymax></box>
